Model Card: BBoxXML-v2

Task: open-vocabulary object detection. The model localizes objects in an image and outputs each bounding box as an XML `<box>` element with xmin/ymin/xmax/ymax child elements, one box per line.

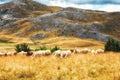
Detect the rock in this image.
<box><xmin>30</xmin><ymin>33</ymin><xmax>47</xmax><ymax>40</ymax></box>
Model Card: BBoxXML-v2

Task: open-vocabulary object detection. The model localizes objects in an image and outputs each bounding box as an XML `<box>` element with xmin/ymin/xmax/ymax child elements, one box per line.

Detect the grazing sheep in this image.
<box><xmin>59</xmin><ymin>51</ymin><xmax>65</xmax><ymax>58</ymax></box>
<box><xmin>96</xmin><ymin>49</ymin><xmax>104</xmax><ymax>53</ymax></box>
<box><xmin>61</xmin><ymin>50</ymin><xmax>72</xmax><ymax>58</ymax></box>
<box><xmin>6</xmin><ymin>52</ymin><xmax>15</xmax><ymax>56</ymax></box>
<box><xmin>0</xmin><ymin>52</ymin><xmax>5</xmax><ymax>56</ymax></box>
<box><xmin>53</xmin><ymin>50</ymin><xmax>61</xmax><ymax>57</ymax></box>
<box><xmin>32</xmin><ymin>51</ymin><xmax>44</xmax><ymax>57</ymax></box>
<box><xmin>54</xmin><ymin>50</ymin><xmax>72</xmax><ymax>58</ymax></box>
<box><xmin>73</xmin><ymin>48</ymin><xmax>80</xmax><ymax>54</ymax></box>
<box><xmin>44</xmin><ymin>50</ymin><xmax>51</xmax><ymax>56</ymax></box>
<box><xmin>32</xmin><ymin>50</ymin><xmax>51</xmax><ymax>57</ymax></box>
<box><xmin>26</xmin><ymin>52</ymin><xmax>33</xmax><ymax>56</ymax></box>
<box><xmin>91</xmin><ymin>49</ymin><xmax>97</xmax><ymax>55</ymax></box>
<box><xmin>13</xmin><ymin>52</ymin><xmax>17</xmax><ymax>55</ymax></box>
<box><xmin>80</xmin><ymin>48</ymin><xmax>91</xmax><ymax>54</ymax></box>
<box><xmin>18</xmin><ymin>51</ymin><xmax>27</xmax><ymax>55</ymax></box>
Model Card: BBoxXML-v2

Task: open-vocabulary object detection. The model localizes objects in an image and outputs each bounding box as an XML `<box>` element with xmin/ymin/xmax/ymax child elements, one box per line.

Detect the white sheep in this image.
<box><xmin>61</xmin><ymin>50</ymin><xmax>72</xmax><ymax>58</ymax></box>
<box><xmin>73</xmin><ymin>48</ymin><xmax>80</xmax><ymax>54</ymax></box>
<box><xmin>18</xmin><ymin>51</ymin><xmax>27</xmax><ymax>55</ymax></box>
<box><xmin>91</xmin><ymin>49</ymin><xmax>97</xmax><ymax>55</ymax></box>
<box><xmin>6</xmin><ymin>52</ymin><xmax>15</xmax><ymax>56</ymax></box>
<box><xmin>80</xmin><ymin>48</ymin><xmax>91</xmax><ymax>54</ymax></box>
<box><xmin>96</xmin><ymin>49</ymin><xmax>104</xmax><ymax>53</ymax></box>
<box><xmin>32</xmin><ymin>50</ymin><xmax>51</xmax><ymax>57</ymax></box>
<box><xmin>32</xmin><ymin>51</ymin><xmax>45</xmax><ymax>57</ymax></box>
<box><xmin>44</xmin><ymin>50</ymin><xmax>51</xmax><ymax>56</ymax></box>
<box><xmin>54</xmin><ymin>50</ymin><xmax>72</xmax><ymax>58</ymax></box>
<box><xmin>53</xmin><ymin>50</ymin><xmax>61</xmax><ymax>57</ymax></box>
<box><xmin>0</xmin><ymin>52</ymin><xmax>5</xmax><ymax>56</ymax></box>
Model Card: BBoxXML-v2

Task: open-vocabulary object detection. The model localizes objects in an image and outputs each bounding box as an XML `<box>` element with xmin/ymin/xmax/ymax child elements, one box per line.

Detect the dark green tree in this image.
<box><xmin>105</xmin><ymin>38</ymin><xmax>120</xmax><ymax>52</ymax></box>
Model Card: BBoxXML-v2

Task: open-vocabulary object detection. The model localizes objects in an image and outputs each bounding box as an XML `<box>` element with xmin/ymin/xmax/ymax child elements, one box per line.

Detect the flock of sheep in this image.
<box><xmin>0</xmin><ymin>48</ymin><xmax>104</xmax><ymax>58</ymax></box>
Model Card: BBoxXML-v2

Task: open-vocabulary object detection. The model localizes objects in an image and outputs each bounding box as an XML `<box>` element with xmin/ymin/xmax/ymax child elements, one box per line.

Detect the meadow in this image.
<box><xmin>0</xmin><ymin>37</ymin><xmax>120</xmax><ymax>80</ymax></box>
<box><xmin>0</xmin><ymin>53</ymin><xmax>120</xmax><ymax>80</ymax></box>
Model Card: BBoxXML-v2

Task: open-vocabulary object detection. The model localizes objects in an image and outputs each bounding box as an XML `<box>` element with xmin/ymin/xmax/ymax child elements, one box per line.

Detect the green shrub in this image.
<box><xmin>105</xmin><ymin>38</ymin><xmax>120</xmax><ymax>52</ymax></box>
<box><xmin>15</xmin><ymin>43</ymin><xmax>31</xmax><ymax>52</ymax></box>
<box><xmin>15</xmin><ymin>44</ymin><xmax>21</xmax><ymax>52</ymax></box>
<box><xmin>51</xmin><ymin>46</ymin><xmax>60</xmax><ymax>53</ymax></box>
<box><xmin>40</xmin><ymin>46</ymin><xmax>47</xmax><ymax>50</ymax></box>
<box><xmin>35</xmin><ymin>46</ymin><xmax>47</xmax><ymax>51</ymax></box>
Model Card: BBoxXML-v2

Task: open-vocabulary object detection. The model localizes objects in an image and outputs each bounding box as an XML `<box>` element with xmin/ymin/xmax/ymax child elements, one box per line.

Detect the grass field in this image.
<box><xmin>0</xmin><ymin>53</ymin><xmax>120</xmax><ymax>80</ymax></box>
<box><xmin>0</xmin><ymin>36</ymin><xmax>104</xmax><ymax>52</ymax></box>
<box><xmin>0</xmin><ymin>37</ymin><xmax>120</xmax><ymax>80</ymax></box>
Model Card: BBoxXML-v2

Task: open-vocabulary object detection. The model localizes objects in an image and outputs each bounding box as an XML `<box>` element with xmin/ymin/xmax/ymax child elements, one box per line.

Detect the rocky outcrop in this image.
<box><xmin>30</xmin><ymin>33</ymin><xmax>48</xmax><ymax>41</ymax></box>
<box><xmin>29</xmin><ymin>8</ymin><xmax>112</xmax><ymax>41</ymax></box>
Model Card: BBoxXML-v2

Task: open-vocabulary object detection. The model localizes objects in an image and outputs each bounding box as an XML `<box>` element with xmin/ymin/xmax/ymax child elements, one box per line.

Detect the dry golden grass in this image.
<box><xmin>0</xmin><ymin>37</ymin><xmax>119</xmax><ymax>80</ymax></box>
<box><xmin>0</xmin><ymin>53</ymin><xmax>120</xmax><ymax>80</ymax></box>
<box><xmin>0</xmin><ymin>36</ymin><xmax>104</xmax><ymax>51</ymax></box>
<box><xmin>49</xmin><ymin>6</ymin><xmax>62</xmax><ymax>12</ymax></box>
<box><xmin>38</xmin><ymin>37</ymin><xmax>104</xmax><ymax>49</ymax></box>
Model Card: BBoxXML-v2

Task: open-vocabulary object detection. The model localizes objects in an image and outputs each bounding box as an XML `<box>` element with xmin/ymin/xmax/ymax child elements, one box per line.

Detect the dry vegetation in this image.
<box><xmin>0</xmin><ymin>36</ymin><xmax>104</xmax><ymax>51</ymax></box>
<box><xmin>0</xmin><ymin>37</ymin><xmax>119</xmax><ymax>80</ymax></box>
<box><xmin>0</xmin><ymin>53</ymin><xmax>120</xmax><ymax>80</ymax></box>
<box><xmin>0</xmin><ymin>1</ymin><xmax>120</xmax><ymax>79</ymax></box>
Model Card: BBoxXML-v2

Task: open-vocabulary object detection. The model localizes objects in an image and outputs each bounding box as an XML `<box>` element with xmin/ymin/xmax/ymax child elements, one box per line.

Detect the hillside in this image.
<box><xmin>0</xmin><ymin>0</ymin><xmax>120</xmax><ymax>43</ymax></box>
<box><xmin>0</xmin><ymin>0</ymin><xmax>53</xmax><ymax>18</ymax></box>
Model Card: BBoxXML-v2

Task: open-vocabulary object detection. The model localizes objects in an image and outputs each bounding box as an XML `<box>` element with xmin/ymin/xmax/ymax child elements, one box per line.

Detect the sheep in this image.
<box><xmin>26</xmin><ymin>52</ymin><xmax>33</xmax><ymax>56</ymax></box>
<box><xmin>32</xmin><ymin>51</ymin><xmax>45</xmax><ymax>57</ymax></box>
<box><xmin>91</xmin><ymin>49</ymin><xmax>97</xmax><ymax>55</ymax></box>
<box><xmin>54</xmin><ymin>50</ymin><xmax>72</xmax><ymax>58</ymax></box>
<box><xmin>53</xmin><ymin>50</ymin><xmax>61</xmax><ymax>57</ymax></box>
<box><xmin>6</xmin><ymin>52</ymin><xmax>15</xmax><ymax>56</ymax></box>
<box><xmin>96</xmin><ymin>49</ymin><xmax>104</xmax><ymax>54</ymax></box>
<box><xmin>0</xmin><ymin>52</ymin><xmax>5</xmax><ymax>56</ymax></box>
<box><xmin>32</xmin><ymin>50</ymin><xmax>51</xmax><ymax>57</ymax></box>
<box><xmin>61</xmin><ymin>50</ymin><xmax>72</xmax><ymax>58</ymax></box>
<box><xmin>73</xmin><ymin>48</ymin><xmax>80</xmax><ymax>54</ymax></box>
<box><xmin>18</xmin><ymin>51</ymin><xmax>27</xmax><ymax>55</ymax></box>
<box><xmin>44</xmin><ymin>50</ymin><xmax>51</xmax><ymax>56</ymax></box>
<box><xmin>59</xmin><ymin>51</ymin><xmax>66</xmax><ymax>58</ymax></box>
<box><xmin>80</xmin><ymin>48</ymin><xmax>91</xmax><ymax>54</ymax></box>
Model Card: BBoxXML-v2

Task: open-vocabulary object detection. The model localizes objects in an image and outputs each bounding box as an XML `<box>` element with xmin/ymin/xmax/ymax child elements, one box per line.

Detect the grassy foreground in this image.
<box><xmin>0</xmin><ymin>53</ymin><xmax>120</xmax><ymax>80</ymax></box>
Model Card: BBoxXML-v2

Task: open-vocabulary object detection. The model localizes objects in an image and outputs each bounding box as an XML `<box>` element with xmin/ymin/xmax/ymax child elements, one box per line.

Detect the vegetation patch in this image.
<box><xmin>0</xmin><ymin>40</ymin><xmax>13</xmax><ymax>43</ymax></box>
<box><xmin>51</xmin><ymin>46</ymin><xmax>60</xmax><ymax>53</ymax></box>
<box><xmin>105</xmin><ymin>38</ymin><xmax>120</xmax><ymax>52</ymax></box>
<box><xmin>15</xmin><ymin>43</ymin><xmax>31</xmax><ymax>52</ymax></box>
<box><xmin>35</xmin><ymin>46</ymin><xmax>47</xmax><ymax>51</ymax></box>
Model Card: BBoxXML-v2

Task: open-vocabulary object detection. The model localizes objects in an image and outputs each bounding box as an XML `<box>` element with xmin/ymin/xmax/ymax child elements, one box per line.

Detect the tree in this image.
<box><xmin>105</xmin><ymin>38</ymin><xmax>120</xmax><ymax>52</ymax></box>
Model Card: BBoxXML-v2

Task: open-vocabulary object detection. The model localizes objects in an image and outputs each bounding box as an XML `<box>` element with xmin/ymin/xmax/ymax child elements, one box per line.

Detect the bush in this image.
<box><xmin>105</xmin><ymin>38</ymin><xmax>120</xmax><ymax>52</ymax></box>
<box><xmin>51</xmin><ymin>46</ymin><xmax>60</xmax><ymax>53</ymax></box>
<box><xmin>15</xmin><ymin>43</ymin><xmax>31</xmax><ymax>52</ymax></box>
<box><xmin>35</xmin><ymin>46</ymin><xmax>47</xmax><ymax>51</ymax></box>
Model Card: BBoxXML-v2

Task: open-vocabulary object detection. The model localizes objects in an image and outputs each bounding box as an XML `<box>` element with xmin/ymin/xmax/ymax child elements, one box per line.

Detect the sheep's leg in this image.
<box><xmin>65</xmin><ymin>54</ymin><xmax>68</xmax><ymax>58</ymax></box>
<box><xmin>60</xmin><ymin>54</ymin><xmax>63</xmax><ymax>58</ymax></box>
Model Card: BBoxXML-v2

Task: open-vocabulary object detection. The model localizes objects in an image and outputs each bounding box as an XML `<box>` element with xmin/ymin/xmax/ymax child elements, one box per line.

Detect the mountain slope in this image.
<box><xmin>0</xmin><ymin>0</ymin><xmax>53</xmax><ymax>18</ymax></box>
<box><xmin>0</xmin><ymin>1</ymin><xmax>120</xmax><ymax>43</ymax></box>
